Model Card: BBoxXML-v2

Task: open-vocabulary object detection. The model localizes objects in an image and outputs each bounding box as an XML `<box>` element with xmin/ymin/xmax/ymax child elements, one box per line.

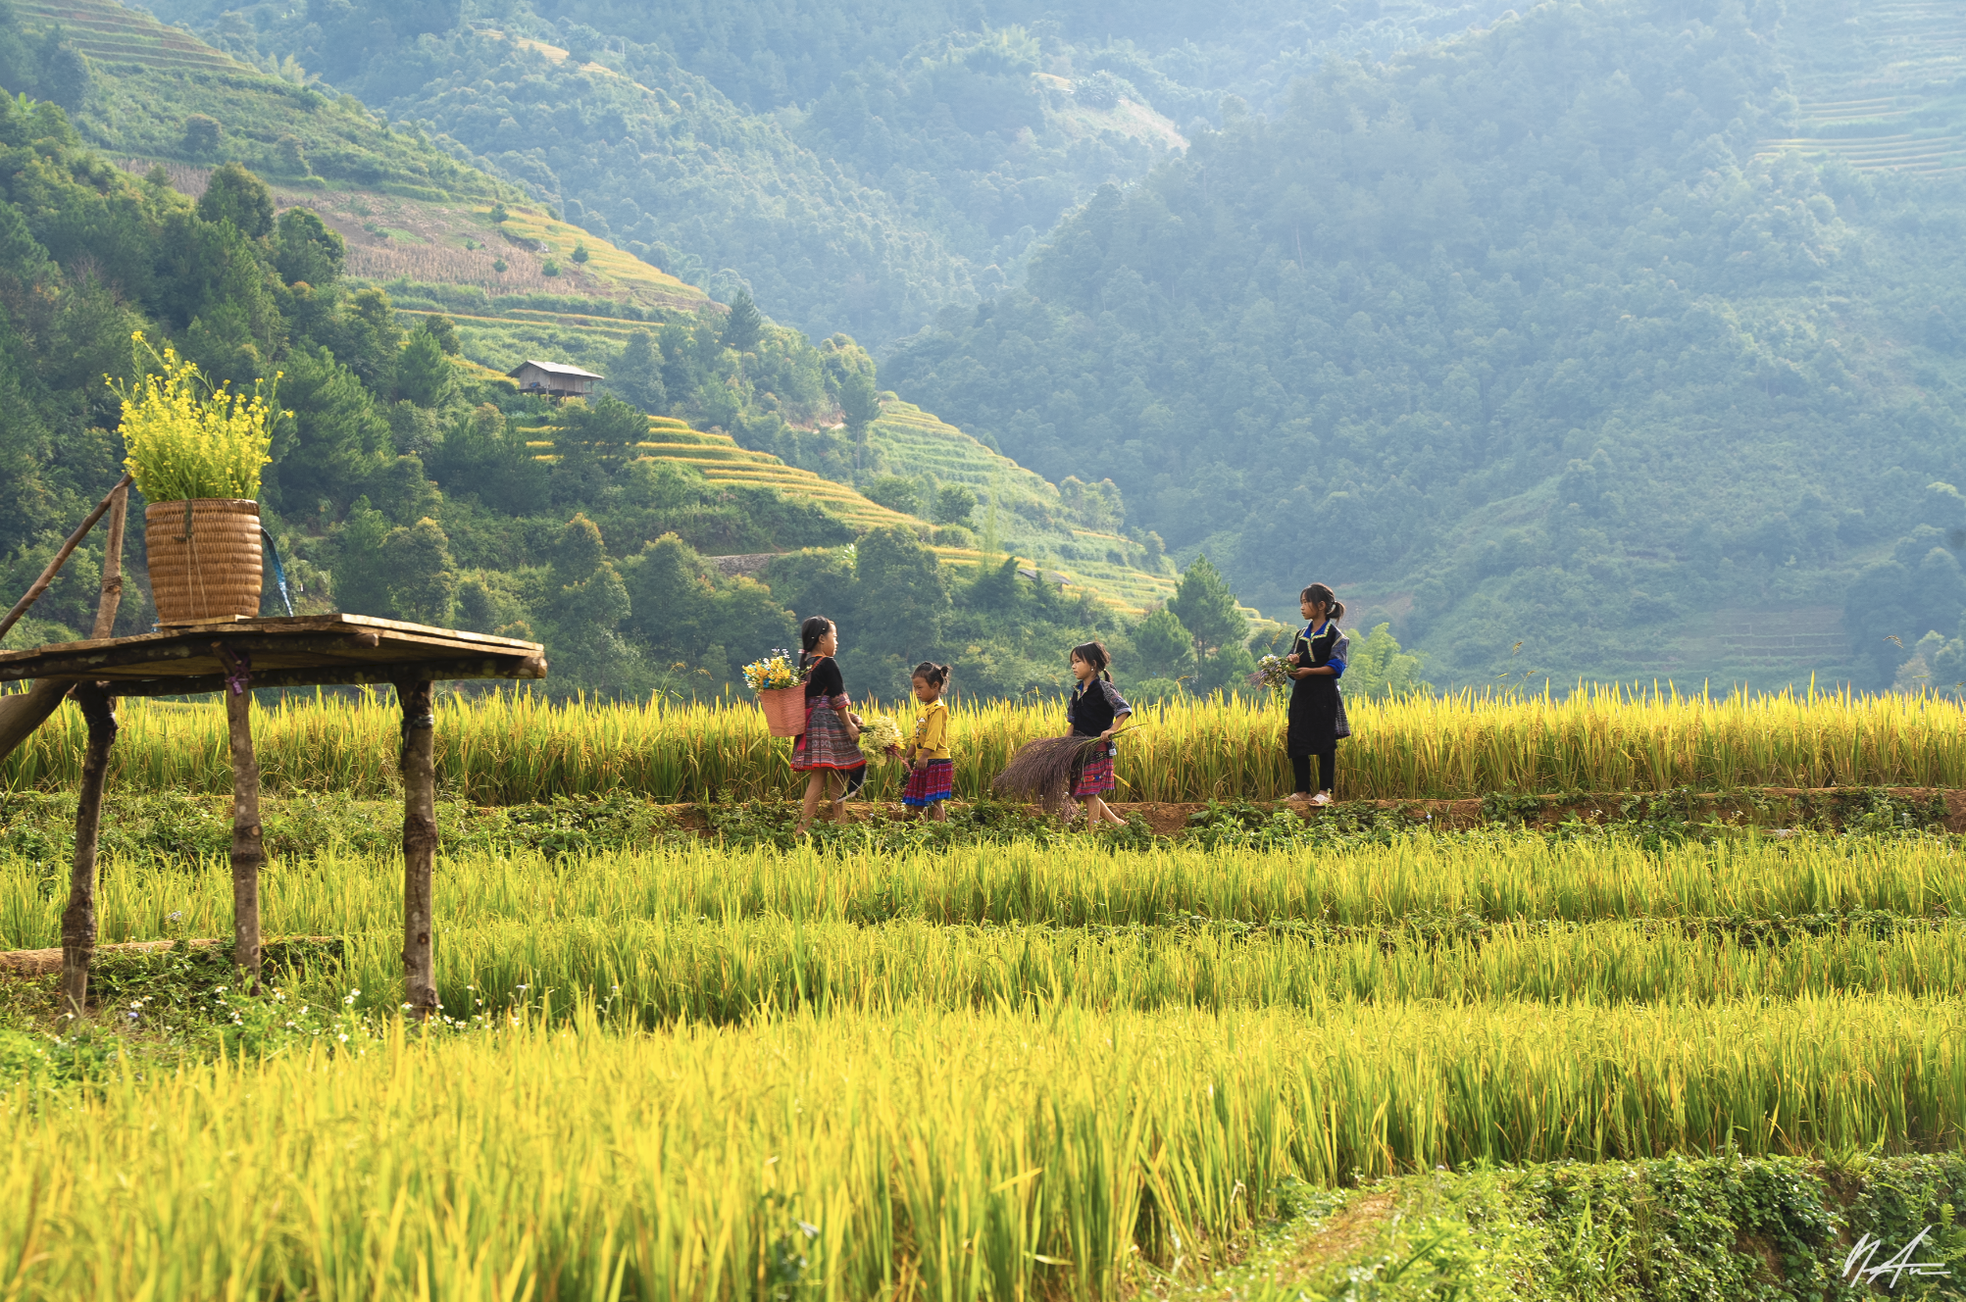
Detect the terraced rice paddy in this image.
<box><xmin>10</xmin><ymin>685</ymin><xmax>1966</xmax><ymax>803</ymax></box>
<box><xmin>15</xmin><ymin>0</ymin><xmax>249</xmax><ymax>73</ymax></box>
<box><xmin>4</xmin><ymin>690</ymin><xmax>1966</xmax><ymax>1296</ymax></box>
<box><xmin>511</xmin><ymin>410</ymin><xmax>1176</xmax><ymax>612</ymax></box>
<box><xmin>865</xmin><ymin>401</ymin><xmax>1179</xmax><ymax>612</ymax></box>
<box><xmin>1759</xmin><ymin>0</ymin><xmax>1966</xmax><ymax>178</ymax></box>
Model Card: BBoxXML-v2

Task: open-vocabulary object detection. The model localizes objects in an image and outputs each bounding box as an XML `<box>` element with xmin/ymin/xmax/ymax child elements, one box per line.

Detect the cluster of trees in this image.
<box><xmin>887</xmin><ymin>0</ymin><xmax>1966</xmax><ymax>686</ymax></box>
<box><xmin>0</xmin><ymin>94</ymin><xmax>462</xmax><ymax>641</ymax></box>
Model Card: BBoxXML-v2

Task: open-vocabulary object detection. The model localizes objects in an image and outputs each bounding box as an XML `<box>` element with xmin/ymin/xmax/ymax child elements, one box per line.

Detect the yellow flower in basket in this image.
<box><xmin>742</xmin><ymin>650</ymin><xmax>806</xmax><ymax>693</ymax></box>
<box><xmin>111</xmin><ymin>333</ymin><xmax>282</xmax><ymax>502</ymax></box>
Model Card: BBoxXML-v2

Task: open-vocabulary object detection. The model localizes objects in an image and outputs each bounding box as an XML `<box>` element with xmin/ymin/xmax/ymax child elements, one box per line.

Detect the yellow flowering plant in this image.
<box><xmin>110</xmin><ymin>333</ymin><xmax>284</xmax><ymax>502</ymax></box>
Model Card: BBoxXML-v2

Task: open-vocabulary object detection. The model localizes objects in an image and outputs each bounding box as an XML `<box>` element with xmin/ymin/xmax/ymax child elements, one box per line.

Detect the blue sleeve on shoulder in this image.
<box><xmin>1327</xmin><ymin>656</ymin><xmax>1346</xmax><ymax>677</ymax></box>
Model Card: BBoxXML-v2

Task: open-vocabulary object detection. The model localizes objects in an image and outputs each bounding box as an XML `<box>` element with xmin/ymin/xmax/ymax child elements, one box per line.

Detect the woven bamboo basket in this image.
<box><xmin>759</xmin><ymin>685</ymin><xmax>808</xmax><ymax>738</ymax></box>
<box><xmin>145</xmin><ymin>499</ymin><xmax>263</xmax><ymax>624</ymax></box>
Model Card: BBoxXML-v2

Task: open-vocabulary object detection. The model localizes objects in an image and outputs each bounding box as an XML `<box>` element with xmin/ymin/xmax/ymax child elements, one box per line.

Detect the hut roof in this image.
<box><xmin>508</xmin><ymin>359</ymin><xmax>604</xmax><ymax>380</ymax></box>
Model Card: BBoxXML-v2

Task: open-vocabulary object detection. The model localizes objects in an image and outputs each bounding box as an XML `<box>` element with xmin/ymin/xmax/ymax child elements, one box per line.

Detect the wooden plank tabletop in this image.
<box><xmin>0</xmin><ymin>615</ymin><xmax>546</xmax><ymax>694</ymax></box>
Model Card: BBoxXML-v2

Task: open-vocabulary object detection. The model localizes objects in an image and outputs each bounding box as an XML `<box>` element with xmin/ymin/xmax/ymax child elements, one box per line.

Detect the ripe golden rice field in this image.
<box><xmin>6</xmin><ymin>687</ymin><xmax>1966</xmax><ymax>1297</ymax></box>
<box><xmin>6</xmin><ymin>683</ymin><xmax>1965</xmax><ymax>801</ymax></box>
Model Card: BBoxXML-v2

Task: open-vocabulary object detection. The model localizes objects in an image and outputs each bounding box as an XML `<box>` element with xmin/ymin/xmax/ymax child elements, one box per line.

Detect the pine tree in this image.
<box><xmin>1167</xmin><ymin>556</ymin><xmax>1244</xmax><ymax>661</ymax></box>
<box><xmin>720</xmin><ymin>289</ymin><xmax>764</xmax><ymax>353</ymax></box>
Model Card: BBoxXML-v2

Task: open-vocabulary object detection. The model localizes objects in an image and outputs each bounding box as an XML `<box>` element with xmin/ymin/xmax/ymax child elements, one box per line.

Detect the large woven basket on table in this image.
<box><xmin>758</xmin><ymin>685</ymin><xmax>807</xmax><ymax>738</ymax></box>
<box><xmin>145</xmin><ymin>499</ymin><xmax>262</xmax><ymax>624</ymax></box>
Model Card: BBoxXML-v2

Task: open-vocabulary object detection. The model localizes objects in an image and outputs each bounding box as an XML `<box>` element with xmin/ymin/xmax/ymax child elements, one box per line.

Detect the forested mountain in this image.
<box><xmin>526</xmin><ymin>0</ymin><xmax>1515</xmax><ymax>120</ymax></box>
<box><xmin>129</xmin><ymin>6</ymin><xmax>976</xmax><ymax>343</ymax></box>
<box><xmin>888</xmin><ymin>0</ymin><xmax>1966</xmax><ymax>689</ymax></box>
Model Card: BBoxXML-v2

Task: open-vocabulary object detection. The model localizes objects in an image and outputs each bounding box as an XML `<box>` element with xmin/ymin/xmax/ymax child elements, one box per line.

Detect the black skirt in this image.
<box><xmin>1286</xmin><ymin>626</ymin><xmax>1351</xmax><ymax>755</ymax></box>
<box><xmin>1287</xmin><ymin>678</ymin><xmax>1350</xmax><ymax>753</ymax></box>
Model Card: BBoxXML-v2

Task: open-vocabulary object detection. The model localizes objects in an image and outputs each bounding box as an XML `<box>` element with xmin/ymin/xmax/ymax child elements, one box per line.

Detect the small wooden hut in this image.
<box><xmin>507</xmin><ymin>359</ymin><xmax>602</xmax><ymax>398</ymax></box>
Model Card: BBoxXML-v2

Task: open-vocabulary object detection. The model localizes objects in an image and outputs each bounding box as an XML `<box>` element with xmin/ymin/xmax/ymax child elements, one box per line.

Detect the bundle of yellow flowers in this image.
<box><xmin>110</xmin><ymin>333</ymin><xmax>282</xmax><ymax>502</ymax></box>
<box><xmin>741</xmin><ymin>650</ymin><xmax>805</xmax><ymax>692</ymax></box>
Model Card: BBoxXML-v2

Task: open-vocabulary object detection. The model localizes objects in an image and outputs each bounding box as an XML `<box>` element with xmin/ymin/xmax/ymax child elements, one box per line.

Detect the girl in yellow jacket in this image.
<box><xmin>901</xmin><ymin>661</ymin><xmax>954</xmax><ymax>821</ymax></box>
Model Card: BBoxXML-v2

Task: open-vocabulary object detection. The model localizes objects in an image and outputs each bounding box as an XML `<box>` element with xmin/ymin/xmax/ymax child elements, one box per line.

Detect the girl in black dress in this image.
<box><xmin>1065</xmin><ymin>640</ymin><xmax>1132</xmax><ymax>828</ymax></box>
<box><xmin>791</xmin><ymin>615</ymin><xmax>866</xmax><ymax>833</ymax></box>
<box><xmin>1285</xmin><ymin>583</ymin><xmax>1350</xmax><ymax>806</ymax></box>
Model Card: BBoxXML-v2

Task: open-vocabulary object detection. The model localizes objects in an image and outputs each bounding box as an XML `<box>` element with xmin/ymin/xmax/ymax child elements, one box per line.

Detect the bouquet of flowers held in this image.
<box><xmin>1253</xmin><ymin>654</ymin><xmax>1294</xmax><ymax>695</ymax></box>
<box><xmin>742</xmin><ymin>649</ymin><xmax>806</xmax><ymax>692</ymax></box>
<box><xmin>859</xmin><ymin>716</ymin><xmax>904</xmax><ymax>761</ymax></box>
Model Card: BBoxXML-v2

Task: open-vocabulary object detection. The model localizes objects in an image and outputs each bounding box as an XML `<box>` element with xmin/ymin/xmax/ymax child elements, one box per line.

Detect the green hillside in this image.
<box><xmin>860</xmin><ymin>400</ymin><xmax>1178</xmax><ymax>613</ymax></box>
<box><xmin>9</xmin><ymin>0</ymin><xmax>499</xmax><ymax>200</ymax></box>
<box><xmin>136</xmin><ymin>0</ymin><xmax>981</xmax><ymax>345</ymax></box>
<box><xmin>511</xmin><ymin>410</ymin><xmax>1179</xmax><ymax>617</ymax></box>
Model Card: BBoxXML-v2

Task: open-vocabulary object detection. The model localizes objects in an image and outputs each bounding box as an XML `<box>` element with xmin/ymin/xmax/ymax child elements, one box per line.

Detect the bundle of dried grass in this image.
<box><xmin>992</xmin><ymin>734</ymin><xmax>1103</xmax><ymax>818</ymax></box>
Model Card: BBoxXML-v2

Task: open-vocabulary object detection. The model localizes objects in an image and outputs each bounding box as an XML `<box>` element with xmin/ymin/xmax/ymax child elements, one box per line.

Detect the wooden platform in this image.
<box><xmin>0</xmin><ymin>614</ymin><xmax>545</xmax><ymax>695</ymax></box>
<box><xmin>2</xmin><ymin>613</ymin><xmax>546</xmax><ymax>1019</ymax></box>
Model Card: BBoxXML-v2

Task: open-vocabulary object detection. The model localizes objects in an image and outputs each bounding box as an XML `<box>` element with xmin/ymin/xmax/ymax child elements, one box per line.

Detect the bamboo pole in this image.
<box><xmin>399</xmin><ymin>677</ymin><xmax>437</xmax><ymax>1017</ymax></box>
<box><xmin>0</xmin><ymin>472</ymin><xmax>133</xmax><ymax>644</ymax></box>
<box><xmin>0</xmin><ymin>479</ymin><xmax>132</xmax><ymax>764</ymax></box>
<box><xmin>216</xmin><ymin>645</ymin><xmax>262</xmax><ymax>985</ymax></box>
<box><xmin>57</xmin><ymin>685</ymin><xmax>114</xmax><ymax>1017</ymax></box>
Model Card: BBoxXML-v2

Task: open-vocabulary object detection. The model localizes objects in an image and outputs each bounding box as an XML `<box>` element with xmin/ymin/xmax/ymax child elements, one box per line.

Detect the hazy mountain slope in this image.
<box><xmin>886</xmin><ymin>0</ymin><xmax>1966</xmax><ymax>689</ymax></box>
<box><xmin>139</xmin><ymin>0</ymin><xmax>1524</xmax><ymax>349</ymax></box>
<box><xmin>136</xmin><ymin>0</ymin><xmax>979</xmax><ymax>344</ymax></box>
<box><xmin>531</xmin><ymin>0</ymin><xmax>1518</xmax><ymax>118</ymax></box>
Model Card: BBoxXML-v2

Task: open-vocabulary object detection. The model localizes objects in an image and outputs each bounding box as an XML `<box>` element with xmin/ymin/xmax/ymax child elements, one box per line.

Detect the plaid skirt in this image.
<box><xmin>792</xmin><ymin>696</ymin><xmax>866</xmax><ymax>771</ymax></box>
<box><xmin>903</xmin><ymin>759</ymin><xmax>955</xmax><ymax>806</ymax></box>
<box><xmin>1072</xmin><ymin>752</ymin><xmax>1116</xmax><ymax>797</ymax></box>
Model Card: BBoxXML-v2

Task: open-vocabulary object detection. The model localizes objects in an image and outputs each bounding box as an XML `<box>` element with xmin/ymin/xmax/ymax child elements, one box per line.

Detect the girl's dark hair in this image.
<box><xmin>1300</xmin><ymin>584</ymin><xmax>1346</xmax><ymax>623</ymax></box>
<box><xmin>798</xmin><ymin>616</ymin><xmax>833</xmax><ymax>668</ymax></box>
<box><xmin>1070</xmin><ymin>640</ymin><xmax>1113</xmax><ymax>682</ymax></box>
<box><xmin>912</xmin><ymin>661</ymin><xmax>950</xmax><ymax>689</ymax></box>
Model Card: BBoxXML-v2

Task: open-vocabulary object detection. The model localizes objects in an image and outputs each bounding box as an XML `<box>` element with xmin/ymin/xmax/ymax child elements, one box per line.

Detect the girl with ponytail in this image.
<box><xmin>1285</xmin><ymin>583</ymin><xmax>1350</xmax><ymax>806</ymax></box>
<box><xmin>790</xmin><ymin>615</ymin><xmax>867</xmax><ymax>833</ymax></box>
<box><xmin>1065</xmin><ymin>640</ymin><xmax>1132</xmax><ymax>828</ymax></box>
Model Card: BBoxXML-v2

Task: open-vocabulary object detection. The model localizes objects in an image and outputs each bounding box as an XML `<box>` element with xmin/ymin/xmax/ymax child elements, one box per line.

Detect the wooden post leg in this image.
<box><xmin>59</xmin><ymin>685</ymin><xmax>116</xmax><ymax>1017</ymax></box>
<box><xmin>225</xmin><ymin>665</ymin><xmax>263</xmax><ymax>985</ymax></box>
<box><xmin>55</xmin><ymin>485</ymin><xmax>129</xmax><ymax>1015</ymax></box>
<box><xmin>399</xmin><ymin>679</ymin><xmax>437</xmax><ymax>1017</ymax></box>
